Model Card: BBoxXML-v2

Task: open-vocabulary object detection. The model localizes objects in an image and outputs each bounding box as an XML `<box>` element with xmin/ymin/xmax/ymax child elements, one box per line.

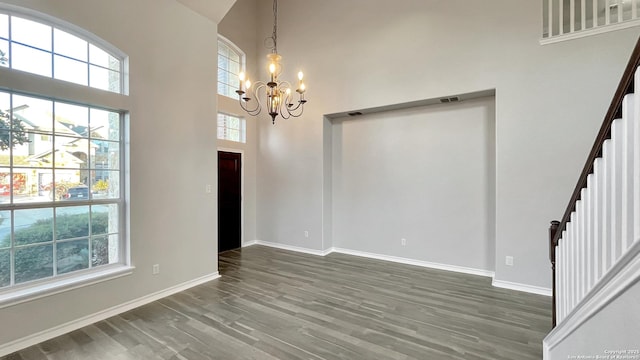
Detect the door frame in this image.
<box><xmin>217</xmin><ymin>147</ymin><xmax>244</xmax><ymax>249</ymax></box>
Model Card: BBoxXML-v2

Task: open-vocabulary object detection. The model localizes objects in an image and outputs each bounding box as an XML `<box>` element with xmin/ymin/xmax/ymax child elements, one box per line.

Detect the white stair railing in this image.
<box><xmin>543</xmin><ymin>0</ymin><xmax>640</xmax><ymax>41</ymax></box>
<box><xmin>553</xmin><ymin>86</ymin><xmax>638</xmax><ymax>323</ymax></box>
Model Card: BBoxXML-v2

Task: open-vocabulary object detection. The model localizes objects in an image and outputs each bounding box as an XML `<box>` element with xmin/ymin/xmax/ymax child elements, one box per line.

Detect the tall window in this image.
<box><xmin>217</xmin><ymin>36</ymin><xmax>244</xmax><ymax>99</ymax></box>
<box><xmin>217</xmin><ymin>113</ymin><xmax>246</xmax><ymax>143</ymax></box>
<box><xmin>0</xmin><ymin>14</ymin><xmax>123</xmax><ymax>93</ymax></box>
<box><xmin>0</xmin><ymin>6</ymin><xmax>127</xmax><ymax>299</ymax></box>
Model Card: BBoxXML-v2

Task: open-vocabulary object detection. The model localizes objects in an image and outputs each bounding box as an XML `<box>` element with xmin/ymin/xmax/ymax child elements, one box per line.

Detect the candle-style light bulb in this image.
<box><xmin>300</xmin><ymin>83</ymin><xmax>306</xmax><ymax>92</ymax></box>
<box><xmin>239</xmin><ymin>72</ymin><xmax>245</xmax><ymax>81</ymax></box>
<box><xmin>245</xmin><ymin>79</ymin><xmax>251</xmax><ymax>89</ymax></box>
<box><xmin>269</xmin><ymin>63</ymin><xmax>276</xmax><ymax>74</ymax></box>
<box><xmin>298</xmin><ymin>71</ymin><xmax>304</xmax><ymax>81</ymax></box>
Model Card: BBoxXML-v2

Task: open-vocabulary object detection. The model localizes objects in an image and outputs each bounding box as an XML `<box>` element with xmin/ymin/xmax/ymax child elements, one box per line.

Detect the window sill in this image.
<box><xmin>0</xmin><ymin>265</ymin><xmax>135</xmax><ymax>309</ymax></box>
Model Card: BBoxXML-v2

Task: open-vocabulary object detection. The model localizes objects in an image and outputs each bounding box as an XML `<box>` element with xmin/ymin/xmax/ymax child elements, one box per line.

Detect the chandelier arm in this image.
<box><xmin>285</xmin><ymin>104</ymin><xmax>305</xmax><ymax>118</ymax></box>
<box><xmin>237</xmin><ymin>0</ymin><xmax>307</xmax><ymax>124</ymax></box>
<box><xmin>238</xmin><ymin>89</ymin><xmax>261</xmax><ymax>116</ymax></box>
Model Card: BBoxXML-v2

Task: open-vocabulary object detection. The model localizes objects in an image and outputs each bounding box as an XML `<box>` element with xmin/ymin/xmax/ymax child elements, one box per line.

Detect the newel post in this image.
<box><xmin>549</xmin><ymin>220</ymin><xmax>560</xmax><ymax>328</ymax></box>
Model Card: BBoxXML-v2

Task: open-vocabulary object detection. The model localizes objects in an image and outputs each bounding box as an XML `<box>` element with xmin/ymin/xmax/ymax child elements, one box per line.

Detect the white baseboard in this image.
<box><xmin>0</xmin><ymin>272</ymin><xmax>220</xmax><ymax>357</ymax></box>
<box><xmin>492</xmin><ymin>279</ymin><xmax>552</xmax><ymax>296</ymax></box>
<box><xmin>331</xmin><ymin>247</ymin><xmax>495</xmax><ymax>278</ymax></box>
<box><xmin>247</xmin><ymin>242</ymin><xmax>553</xmax><ymax>296</ymax></box>
<box><xmin>242</xmin><ymin>240</ymin><xmax>258</xmax><ymax>247</ymax></box>
<box><xmin>252</xmin><ymin>240</ymin><xmax>332</xmax><ymax>256</ymax></box>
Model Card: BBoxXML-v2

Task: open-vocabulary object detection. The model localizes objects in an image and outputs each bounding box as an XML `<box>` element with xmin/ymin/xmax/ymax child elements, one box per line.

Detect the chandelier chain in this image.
<box><xmin>266</xmin><ymin>0</ymin><xmax>278</xmax><ymax>54</ymax></box>
<box><xmin>236</xmin><ymin>0</ymin><xmax>307</xmax><ymax>124</ymax></box>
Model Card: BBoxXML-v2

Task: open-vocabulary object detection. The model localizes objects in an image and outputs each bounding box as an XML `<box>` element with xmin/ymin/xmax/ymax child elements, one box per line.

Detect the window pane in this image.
<box><xmin>11</xmin><ymin>43</ymin><xmax>52</xmax><ymax>77</ymax></box>
<box><xmin>0</xmin><ymin>14</ymin><xmax>8</xmax><ymax>39</ymax></box>
<box><xmin>92</xmin><ymin>140</ymin><xmax>119</xmax><ymax>170</ymax></box>
<box><xmin>90</xmin><ymin>109</ymin><xmax>119</xmax><ymax>141</ymax></box>
<box><xmin>54</xmin><ymin>137</ymin><xmax>88</xmax><ymax>169</ymax></box>
<box><xmin>53</xmin><ymin>28</ymin><xmax>87</xmax><ymax>61</ymax></box>
<box><xmin>91</xmin><ymin>235</ymin><xmax>109</xmax><ymax>267</ymax></box>
<box><xmin>91</xmin><ymin>204</ymin><xmax>118</xmax><ymax>235</ymax></box>
<box><xmin>229</xmin><ymin>60</ymin><xmax>239</xmax><ymax>74</ymax></box>
<box><xmin>13</xmin><ymin>95</ymin><xmax>53</xmax><ymax>132</ymax></box>
<box><xmin>229</xmin><ymin>129</ymin><xmax>240</xmax><ymax>142</ymax></box>
<box><xmin>229</xmin><ymin>50</ymin><xmax>240</xmax><ymax>62</ymax></box>
<box><xmin>0</xmin><ymin>39</ymin><xmax>8</xmax><ymax>67</ymax></box>
<box><xmin>0</xmin><ymin>248</ymin><xmax>9</xmax><ymax>288</ymax></box>
<box><xmin>229</xmin><ymin>117</ymin><xmax>240</xmax><ymax>129</ymax></box>
<box><xmin>91</xmin><ymin>171</ymin><xmax>119</xmax><ymax>199</ymax></box>
<box><xmin>57</xmin><ymin>238</ymin><xmax>88</xmax><ymax>274</ymax></box>
<box><xmin>218</xmin><ymin>56</ymin><xmax>229</xmax><ymax>71</ymax></box>
<box><xmin>17</xmin><ymin>134</ymin><xmax>53</xmax><ymax>168</ymax></box>
<box><xmin>9</xmin><ymin>171</ymin><xmax>27</xmax><ymax>200</ymax></box>
<box><xmin>9</xmin><ymin>168</ymin><xmax>51</xmax><ymax>204</ymax></box>
<box><xmin>53</xmin><ymin>170</ymin><xmax>84</xmax><ymax>201</ymax></box>
<box><xmin>14</xmin><ymin>208</ymin><xmax>53</xmax><ymax>245</ymax></box>
<box><xmin>55</xmin><ymin>102</ymin><xmax>89</xmax><ymax>136</ymax></box>
<box><xmin>91</xmin><ymin>233</ymin><xmax>118</xmax><ymax>265</ymax></box>
<box><xmin>218</xmin><ymin>42</ymin><xmax>229</xmax><ymax>58</ymax></box>
<box><xmin>56</xmin><ymin>206</ymin><xmax>89</xmax><ymax>239</ymax></box>
<box><xmin>88</xmin><ymin>44</ymin><xmax>118</xmax><ymax>70</ymax></box>
<box><xmin>54</xmin><ymin>55</ymin><xmax>88</xmax><ymax>86</ymax></box>
<box><xmin>0</xmin><ymin>210</ymin><xmax>10</xmax><ymax>248</ymax></box>
<box><xmin>0</xmin><ymin>169</ymin><xmax>8</xmax><ymax>204</ymax></box>
<box><xmin>15</xmin><ymin>244</ymin><xmax>53</xmax><ymax>284</ymax></box>
<box><xmin>12</xmin><ymin>17</ymin><xmax>52</xmax><ymax>51</ymax></box>
<box><xmin>89</xmin><ymin>65</ymin><xmax>120</xmax><ymax>93</ymax></box>
<box><xmin>229</xmin><ymin>76</ymin><xmax>239</xmax><ymax>89</ymax></box>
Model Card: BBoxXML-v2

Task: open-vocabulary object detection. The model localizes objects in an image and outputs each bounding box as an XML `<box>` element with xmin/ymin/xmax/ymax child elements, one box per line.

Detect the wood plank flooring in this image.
<box><xmin>2</xmin><ymin>245</ymin><xmax>552</xmax><ymax>359</ymax></box>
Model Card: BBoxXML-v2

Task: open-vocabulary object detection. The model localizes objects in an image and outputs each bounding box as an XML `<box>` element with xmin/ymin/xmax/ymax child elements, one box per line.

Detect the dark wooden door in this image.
<box><xmin>218</xmin><ymin>151</ymin><xmax>241</xmax><ymax>252</ymax></box>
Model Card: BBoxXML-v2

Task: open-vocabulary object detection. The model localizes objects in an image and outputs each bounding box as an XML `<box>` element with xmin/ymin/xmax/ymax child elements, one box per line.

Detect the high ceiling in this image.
<box><xmin>175</xmin><ymin>0</ymin><xmax>236</xmax><ymax>24</ymax></box>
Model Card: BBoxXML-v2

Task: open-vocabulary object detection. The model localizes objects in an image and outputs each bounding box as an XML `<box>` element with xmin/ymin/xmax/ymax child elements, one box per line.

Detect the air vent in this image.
<box><xmin>348</xmin><ymin>111</ymin><xmax>363</xmax><ymax>116</ymax></box>
<box><xmin>440</xmin><ymin>96</ymin><xmax>460</xmax><ymax>103</ymax></box>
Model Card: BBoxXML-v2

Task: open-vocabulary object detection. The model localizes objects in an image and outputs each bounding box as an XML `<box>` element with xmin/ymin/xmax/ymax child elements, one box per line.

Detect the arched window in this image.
<box><xmin>0</xmin><ymin>5</ymin><xmax>128</xmax><ymax>304</ymax></box>
<box><xmin>217</xmin><ymin>36</ymin><xmax>244</xmax><ymax>99</ymax></box>
<box><xmin>0</xmin><ymin>12</ymin><xmax>124</xmax><ymax>93</ymax></box>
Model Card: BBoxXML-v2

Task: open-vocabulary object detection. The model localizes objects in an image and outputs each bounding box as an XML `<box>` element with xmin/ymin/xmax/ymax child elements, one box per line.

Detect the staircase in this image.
<box><xmin>544</xmin><ymin>37</ymin><xmax>640</xmax><ymax>359</ymax></box>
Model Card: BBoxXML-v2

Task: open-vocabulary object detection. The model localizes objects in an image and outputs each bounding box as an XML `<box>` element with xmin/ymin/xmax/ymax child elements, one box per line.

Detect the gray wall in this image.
<box><xmin>331</xmin><ymin>98</ymin><xmax>496</xmax><ymax>271</ymax></box>
<box><xmin>254</xmin><ymin>0</ymin><xmax>640</xmax><ymax>289</ymax></box>
<box><xmin>0</xmin><ymin>0</ymin><xmax>224</xmax><ymax>347</ymax></box>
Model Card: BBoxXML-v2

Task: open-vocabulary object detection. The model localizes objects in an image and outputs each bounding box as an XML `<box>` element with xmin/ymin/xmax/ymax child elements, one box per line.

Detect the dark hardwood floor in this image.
<box><xmin>2</xmin><ymin>245</ymin><xmax>552</xmax><ymax>359</ymax></box>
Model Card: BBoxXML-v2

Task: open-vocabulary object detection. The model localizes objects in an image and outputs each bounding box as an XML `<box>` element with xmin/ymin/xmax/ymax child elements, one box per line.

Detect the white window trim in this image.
<box><xmin>0</xmin><ymin>2</ymin><xmax>129</xmax><ymax>95</ymax></box>
<box><xmin>0</xmin><ymin>265</ymin><xmax>134</xmax><ymax>309</ymax></box>
<box><xmin>0</xmin><ymin>4</ymin><xmax>131</xmax><ymax>306</ymax></box>
<box><xmin>217</xmin><ymin>35</ymin><xmax>245</xmax><ymax>99</ymax></box>
<box><xmin>217</xmin><ymin>112</ymin><xmax>246</xmax><ymax>143</ymax></box>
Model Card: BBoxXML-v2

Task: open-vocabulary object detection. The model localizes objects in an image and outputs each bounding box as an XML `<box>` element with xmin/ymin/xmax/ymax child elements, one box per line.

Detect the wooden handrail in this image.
<box><xmin>550</xmin><ymin>35</ymin><xmax>640</xmax><ymax>327</ymax></box>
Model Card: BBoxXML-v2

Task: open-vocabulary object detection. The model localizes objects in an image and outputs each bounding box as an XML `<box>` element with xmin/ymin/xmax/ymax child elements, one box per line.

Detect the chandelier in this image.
<box><xmin>236</xmin><ymin>0</ymin><xmax>307</xmax><ymax>124</ymax></box>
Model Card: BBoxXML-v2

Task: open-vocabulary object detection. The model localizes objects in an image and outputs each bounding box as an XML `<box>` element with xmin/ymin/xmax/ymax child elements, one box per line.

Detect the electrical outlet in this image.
<box><xmin>205</xmin><ymin>184</ymin><xmax>212</xmax><ymax>193</ymax></box>
<box><xmin>505</xmin><ymin>256</ymin><xmax>514</xmax><ymax>266</ymax></box>
<box><xmin>304</xmin><ymin>230</ymin><xmax>309</xmax><ymax>238</ymax></box>
<box><xmin>152</xmin><ymin>264</ymin><xmax>160</xmax><ymax>274</ymax></box>
<box><xmin>401</xmin><ymin>238</ymin><xmax>406</xmax><ymax>246</ymax></box>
